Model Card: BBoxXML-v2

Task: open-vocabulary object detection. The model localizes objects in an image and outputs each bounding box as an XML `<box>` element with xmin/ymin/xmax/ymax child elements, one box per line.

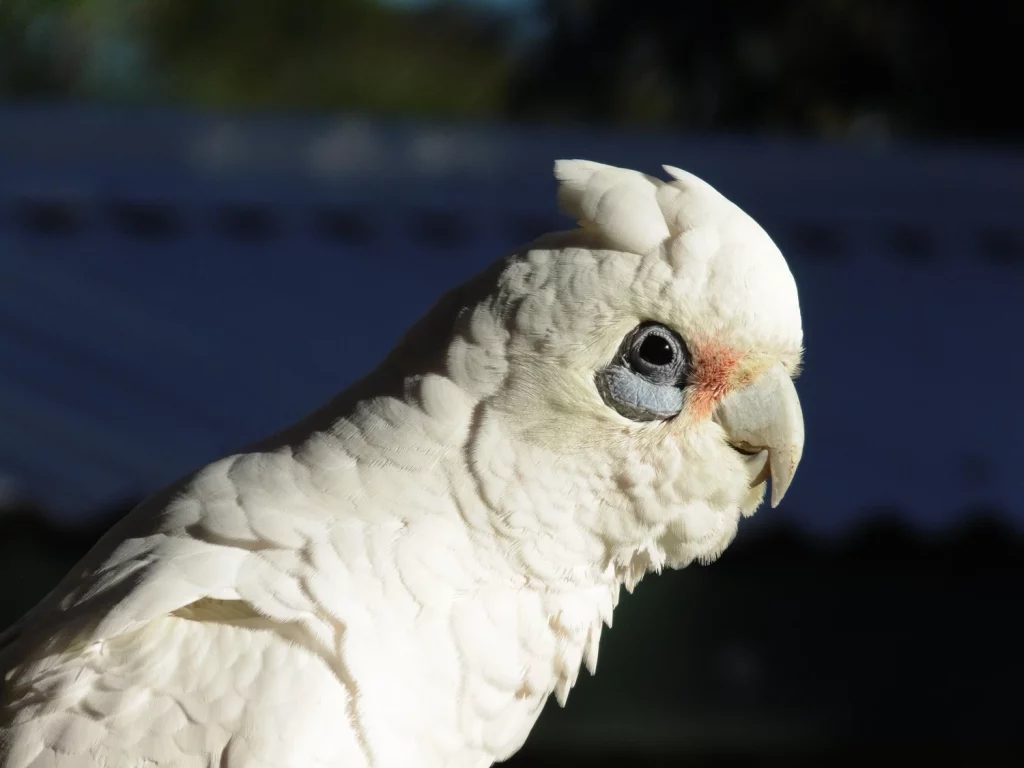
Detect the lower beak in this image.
<box><xmin>714</xmin><ymin>363</ymin><xmax>805</xmax><ymax>508</ymax></box>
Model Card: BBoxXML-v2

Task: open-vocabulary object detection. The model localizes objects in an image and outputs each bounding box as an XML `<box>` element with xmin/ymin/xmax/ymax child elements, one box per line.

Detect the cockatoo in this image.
<box><xmin>0</xmin><ymin>160</ymin><xmax>804</xmax><ymax>768</ymax></box>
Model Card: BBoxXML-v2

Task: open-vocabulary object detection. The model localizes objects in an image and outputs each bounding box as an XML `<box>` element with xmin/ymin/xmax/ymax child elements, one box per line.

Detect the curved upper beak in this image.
<box><xmin>714</xmin><ymin>363</ymin><xmax>804</xmax><ymax>508</ymax></box>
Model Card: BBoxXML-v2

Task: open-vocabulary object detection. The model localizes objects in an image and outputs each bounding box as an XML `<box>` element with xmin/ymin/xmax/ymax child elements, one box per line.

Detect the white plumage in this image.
<box><xmin>0</xmin><ymin>160</ymin><xmax>804</xmax><ymax>767</ymax></box>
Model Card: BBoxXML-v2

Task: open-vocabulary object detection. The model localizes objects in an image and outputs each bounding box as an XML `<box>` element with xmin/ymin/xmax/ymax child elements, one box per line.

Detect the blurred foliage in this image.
<box><xmin>143</xmin><ymin>0</ymin><xmax>510</xmax><ymax>115</ymax></box>
<box><xmin>0</xmin><ymin>0</ymin><xmax>511</xmax><ymax>115</ymax></box>
<box><xmin>1</xmin><ymin>0</ymin><xmax>1021</xmax><ymax>137</ymax></box>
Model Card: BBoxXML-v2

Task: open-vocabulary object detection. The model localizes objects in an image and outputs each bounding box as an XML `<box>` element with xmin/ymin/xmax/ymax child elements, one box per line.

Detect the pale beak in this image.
<box><xmin>714</xmin><ymin>363</ymin><xmax>804</xmax><ymax>508</ymax></box>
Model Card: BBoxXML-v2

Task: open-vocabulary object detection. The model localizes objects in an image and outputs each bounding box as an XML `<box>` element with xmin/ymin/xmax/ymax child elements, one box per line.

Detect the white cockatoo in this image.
<box><xmin>0</xmin><ymin>160</ymin><xmax>804</xmax><ymax>768</ymax></box>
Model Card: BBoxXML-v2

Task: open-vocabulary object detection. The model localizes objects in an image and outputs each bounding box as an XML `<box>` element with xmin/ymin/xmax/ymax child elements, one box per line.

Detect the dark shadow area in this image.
<box><xmin>785</xmin><ymin>222</ymin><xmax>845</xmax><ymax>261</ymax></box>
<box><xmin>214</xmin><ymin>205</ymin><xmax>280</xmax><ymax>241</ymax></box>
<box><xmin>885</xmin><ymin>224</ymin><xmax>936</xmax><ymax>263</ymax></box>
<box><xmin>13</xmin><ymin>199</ymin><xmax>84</xmax><ymax>237</ymax></box>
<box><xmin>109</xmin><ymin>201</ymin><xmax>182</xmax><ymax>241</ymax></box>
<box><xmin>314</xmin><ymin>207</ymin><xmax>376</xmax><ymax>246</ymax></box>
<box><xmin>978</xmin><ymin>227</ymin><xmax>1024</xmax><ymax>267</ymax></box>
<box><xmin>409</xmin><ymin>209</ymin><xmax>474</xmax><ymax>249</ymax></box>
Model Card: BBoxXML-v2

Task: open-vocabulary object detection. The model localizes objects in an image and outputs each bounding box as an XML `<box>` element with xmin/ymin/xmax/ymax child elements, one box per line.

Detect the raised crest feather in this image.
<box><xmin>553</xmin><ymin>159</ymin><xmax>671</xmax><ymax>254</ymax></box>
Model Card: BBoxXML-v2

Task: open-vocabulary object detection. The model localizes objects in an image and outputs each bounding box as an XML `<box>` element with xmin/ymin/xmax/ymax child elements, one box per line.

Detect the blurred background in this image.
<box><xmin>1</xmin><ymin>1</ymin><xmax>1023</xmax><ymax>765</ymax></box>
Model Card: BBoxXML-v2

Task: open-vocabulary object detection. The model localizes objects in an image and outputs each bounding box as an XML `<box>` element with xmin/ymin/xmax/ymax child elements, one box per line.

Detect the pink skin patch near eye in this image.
<box><xmin>687</xmin><ymin>345</ymin><xmax>745</xmax><ymax>420</ymax></box>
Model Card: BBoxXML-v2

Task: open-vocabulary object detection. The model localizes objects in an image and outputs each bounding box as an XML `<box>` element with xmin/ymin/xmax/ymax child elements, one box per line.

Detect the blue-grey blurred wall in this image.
<box><xmin>2</xmin><ymin>105</ymin><xmax>1021</xmax><ymax>535</ymax></box>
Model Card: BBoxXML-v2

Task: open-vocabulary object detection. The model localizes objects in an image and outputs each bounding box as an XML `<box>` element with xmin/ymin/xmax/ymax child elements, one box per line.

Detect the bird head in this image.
<box><xmin>369</xmin><ymin>159</ymin><xmax>803</xmax><ymax>575</ymax></box>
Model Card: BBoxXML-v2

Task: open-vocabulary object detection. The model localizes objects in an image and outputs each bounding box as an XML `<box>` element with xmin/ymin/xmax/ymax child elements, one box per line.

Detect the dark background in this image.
<box><xmin>2</xmin><ymin>1</ymin><xmax>1023</xmax><ymax>765</ymax></box>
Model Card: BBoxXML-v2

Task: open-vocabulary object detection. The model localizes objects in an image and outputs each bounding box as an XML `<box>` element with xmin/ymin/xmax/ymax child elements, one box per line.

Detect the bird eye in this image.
<box><xmin>626</xmin><ymin>324</ymin><xmax>688</xmax><ymax>385</ymax></box>
<box><xmin>595</xmin><ymin>322</ymin><xmax>690</xmax><ymax>422</ymax></box>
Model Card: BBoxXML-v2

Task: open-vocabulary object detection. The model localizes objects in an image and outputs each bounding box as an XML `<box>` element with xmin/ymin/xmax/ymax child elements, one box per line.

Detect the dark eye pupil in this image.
<box><xmin>637</xmin><ymin>334</ymin><xmax>675</xmax><ymax>367</ymax></box>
